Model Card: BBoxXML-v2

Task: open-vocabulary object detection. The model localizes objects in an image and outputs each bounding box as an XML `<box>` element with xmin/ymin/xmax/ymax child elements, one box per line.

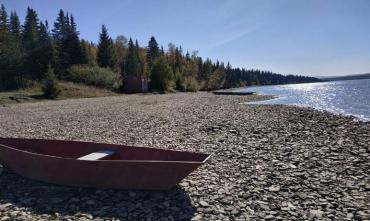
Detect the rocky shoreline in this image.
<box><xmin>0</xmin><ymin>92</ymin><xmax>369</xmax><ymax>220</ymax></box>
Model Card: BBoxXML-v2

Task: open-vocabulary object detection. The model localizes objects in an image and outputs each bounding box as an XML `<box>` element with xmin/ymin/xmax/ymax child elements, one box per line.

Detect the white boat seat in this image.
<box><xmin>78</xmin><ymin>150</ymin><xmax>115</xmax><ymax>161</ymax></box>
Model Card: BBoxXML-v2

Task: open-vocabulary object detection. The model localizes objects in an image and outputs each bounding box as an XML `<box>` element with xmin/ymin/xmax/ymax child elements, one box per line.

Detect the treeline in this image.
<box><xmin>322</xmin><ymin>73</ymin><xmax>370</xmax><ymax>81</ymax></box>
<box><xmin>224</xmin><ymin>68</ymin><xmax>319</xmax><ymax>88</ymax></box>
<box><xmin>0</xmin><ymin>4</ymin><xmax>320</xmax><ymax>93</ymax></box>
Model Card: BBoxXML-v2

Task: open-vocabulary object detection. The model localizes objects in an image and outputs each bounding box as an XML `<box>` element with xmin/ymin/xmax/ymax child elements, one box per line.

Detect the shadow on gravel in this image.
<box><xmin>0</xmin><ymin>170</ymin><xmax>196</xmax><ymax>220</ymax></box>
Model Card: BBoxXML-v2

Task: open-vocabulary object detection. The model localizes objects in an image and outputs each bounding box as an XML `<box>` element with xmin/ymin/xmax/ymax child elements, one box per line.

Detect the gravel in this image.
<box><xmin>0</xmin><ymin>92</ymin><xmax>369</xmax><ymax>220</ymax></box>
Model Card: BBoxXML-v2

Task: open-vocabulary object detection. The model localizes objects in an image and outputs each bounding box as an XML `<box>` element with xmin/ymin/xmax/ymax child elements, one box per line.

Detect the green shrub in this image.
<box><xmin>185</xmin><ymin>77</ymin><xmax>200</xmax><ymax>92</ymax></box>
<box><xmin>174</xmin><ymin>75</ymin><xmax>199</xmax><ymax>92</ymax></box>
<box><xmin>208</xmin><ymin>68</ymin><xmax>225</xmax><ymax>90</ymax></box>
<box><xmin>66</xmin><ymin>65</ymin><xmax>121</xmax><ymax>90</ymax></box>
<box><xmin>42</xmin><ymin>67</ymin><xmax>61</xmax><ymax>99</ymax></box>
<box><xmin>175</xmin><ymin>71</ymin><xmax>186</xmax><ymax>91</ymax></box>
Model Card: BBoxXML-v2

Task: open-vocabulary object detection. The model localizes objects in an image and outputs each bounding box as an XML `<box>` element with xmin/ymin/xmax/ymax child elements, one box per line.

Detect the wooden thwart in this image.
<box><xmin>78</xmin><ymin>150</ymin><xmax>114</xmax><ymax>161</ymax></box>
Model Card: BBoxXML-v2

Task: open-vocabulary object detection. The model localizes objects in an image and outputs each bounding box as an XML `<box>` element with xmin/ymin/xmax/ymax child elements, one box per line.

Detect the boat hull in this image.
<box><xmin>0</xmin><ymin>138</ymin><xmax>210</xmax><ymax>190</ymax></box>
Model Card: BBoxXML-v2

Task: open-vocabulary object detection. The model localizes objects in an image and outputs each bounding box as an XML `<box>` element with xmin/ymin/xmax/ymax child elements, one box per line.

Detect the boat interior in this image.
<box><xmin>0</xmin><ymin>138</ymin><xmax>210</xmax><ymax>162</ymax></box>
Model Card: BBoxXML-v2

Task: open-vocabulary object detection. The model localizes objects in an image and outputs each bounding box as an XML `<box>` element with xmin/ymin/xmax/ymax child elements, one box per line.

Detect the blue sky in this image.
<box><xmin>3</xmin><ymin>0</ymin><xmax>370</xmax><ymax>76</ymax></box>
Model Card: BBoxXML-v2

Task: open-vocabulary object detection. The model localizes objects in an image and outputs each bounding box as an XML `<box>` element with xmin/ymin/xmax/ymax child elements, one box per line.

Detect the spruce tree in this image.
<box><xmin>80</xmin><ymin>39</ymin><xmax>88</xmax><ymax>64</ymax></box>
<box><xmin>52</xmin><ymin>9</ymin><xmax>66</xmax><ymax>41</ymax></box>
<box><xmin>150</xmin><ymin>57</ymin><xmax>173</xmax><ymax>92</ymax></box>
<box><xmin>9</xmin><ymin>11</ymin><xmax>20</xmax><ymax>38</ymax></box>
<box><xmin>0</xmin><ymin>31</ymin><xmax>23</xmax><ymax>90</ymax></box>
<box><xmin>80</xmin><ymin>39</ymin><xmax>97</xmax><ymax>65</ymax></box>
<box><xmin>174</xmin><ymin>47</ymin><xmax>182</xmax><ymax>72</ymax></box>
<box><xmin>0</xmin><ymin>4</ymin><xmax>8</xmax><ymax>31</ymax></box>
<box><xmin>123</xmin><ymin>38</ymin><xmax>141</xmax><ymax>77</ymax></box>
<box><xmin>97</xmin><ymin>24</ymin><xmax>114</xmax><ymax>67</ymax></box>
<box><xmin>38</xmin><ymin>21</ymin><xmax>56</xmax><ymax>77</ymax></box>
<box><xmin>22</xmin><ymin>7</ymin><xmax>42</xmax><ymax>79</ymax></box>
<box><xmin>185</xmin><ymin>51</ymin><xmax>190</xmax><ymax>61</ymax></box>
<box><xmin>147</xmin><ymin>36</ymin><xmax>159</xmax><ymax>68</ymax></box>
<box><xmin>39</xmin><ymin>21</ymin><xmax>49</xmax><ymax>42</ymax></box>
<box><xmin>67</xmin><ymin>15</ymin><xmax>82</xmax><ymax>65</ymax></box>
<box><xmin>0</xmin><ymin>4</ymin><xmax>23</xmax><ymax>90</ymax></box>
<box><xmin>135</xmin><ymin>39</ymin><xmax>146</xmax><ymax>75</ymax></box>
<box><xmin>22</xmin><ymin>7</ymin><xmax>39</xmax><ymax>50</ymax></box>
<box><xmin>52</xmin><ymin>9</ymin><xmax>69</xmax><ymax>72</ymax></box>
<box><xmin>42</xmin><ymin>65</ymin><xmax>61</xmax><ymax>99</ymax></box>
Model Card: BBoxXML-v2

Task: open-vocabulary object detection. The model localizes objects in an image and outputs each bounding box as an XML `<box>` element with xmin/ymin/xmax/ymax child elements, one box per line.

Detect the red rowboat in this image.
<box><xmin>0</xmin><ymin>137</ymin><xmax>210</xmax><ymax>190</ymax></box>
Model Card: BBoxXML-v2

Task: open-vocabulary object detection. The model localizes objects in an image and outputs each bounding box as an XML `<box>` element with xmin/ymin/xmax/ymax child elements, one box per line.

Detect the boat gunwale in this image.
<box><xmin>0</xmin><ymin>139</ymin><xmax>212</xmax><ymax>164</ymax></box>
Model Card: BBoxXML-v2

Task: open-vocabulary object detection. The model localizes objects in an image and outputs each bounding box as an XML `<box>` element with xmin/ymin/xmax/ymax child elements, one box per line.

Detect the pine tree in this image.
<box><xmin>185</xmin><ymin>51</ymin><xmax>190</xmax><ymax>61</ymax></box>
<box><xmin>0</xmin><ymin>31</ymin><xmax>23</xmax><ymax>90</ymax></box>
<box><xmin>22</xmin><ymin>7</ymin><xmax>42</xmax><ymax>79</ymax></box>
<box><xmin>0</xmin><ymin>4</ymin><xmax>23</xmax><ymax>90</ymax></box>
<box><xmin>9</xmin><ymin>11</ymin><xmax>20</xmax><ymax>38</ymax></box>
<box><xmin>135</xmin><ymin>39</ymin><xmax>146</xmax><ymax>75</ymax></box>
<box><xmin>160</xmin><ymin>46</ymin><xmax>164</xmax><ymax>56</ymax></box>
<box><xmin>80</xmin><ymin>39</ymin><xmax>97</xmax><ymax>65</ymax></box>
<box><xmin>150</xmin><ymin>57</ymin><xmax>173</xmax><ymax>92</ymax></box>
<box><xmin>0</xmin><ymin>4</ymin><xmax>8</xmax><ymax>31</ymax></box>
<box><xmin>38</xmin><ymin>21</ymin><xmax>56</xmax><ymax>77</ymax></box>
<box><xmin>123</xmin><ymin>38</ymin><xmax>142</xmax><ymax>77</ymax></box>
<box><xmin>52</xmin><ymin>9</ymin><xmax>66</xmax><ymax>41</ymax></box>
<box><xmin>174</xmin><ymin>47</ymin><xmax>183</xmax><ymax>72</ymax></box>
<box><xmin>65</xmin><ymin>12</ymin><xmax>70</xmax><ymax>33</ymax></box>
<box><xmin>39</xmin><ymin>21</ymin><xmax>49</xmax><ymax>42</ymax></box>
<box><xmin>51</xmin><ymin>11</ymin><xmax>82</xmax><ymax>72</ymax></box>
<box><xmin>67</xmin><ymin>15</ymin><xmax>82</xmax><ymax>65</ymax></box>
<box><xmin>22</xmin><ymin>7</ymin><xmax>39</xmax><ymax>50</ymax></box>
<box><xmin>52</xmin><ymin>9</ymin><xmax>69</xmax><ymax>72</ymax></box>
<box><xmin>97</xmin><ymin>24</ymin><xmax>114</xmax><ymax>67</ymax></box>
<box><xmin>147</xmin><ymin>36</ymin><xmax>159</xmax><ymax>68</ymax></box>
<box><xmin>42</xmin><ymin>65</ymin><xmax>61</xmax><ymax>99</ymax></box>
<box><xmin>80</xmin><ymin>39</ymin><xmax>88</xmax><ymax>64</ymax></box>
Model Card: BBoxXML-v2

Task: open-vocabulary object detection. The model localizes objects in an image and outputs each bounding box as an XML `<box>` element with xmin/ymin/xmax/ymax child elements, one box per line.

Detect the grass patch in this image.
<box><xmin>0</xmin><ymin>82</ymin><xmax>118</xmax><ymax>106</ymax></box>
<box><xmin>58</xmin><ymin>82</ymin><xmax>117</xmax><ymax>99</ymax></box>
<box><xmin>0</xmin><ymin>86</ymin><xmax>43</xmax><ymax>105</ymax></box>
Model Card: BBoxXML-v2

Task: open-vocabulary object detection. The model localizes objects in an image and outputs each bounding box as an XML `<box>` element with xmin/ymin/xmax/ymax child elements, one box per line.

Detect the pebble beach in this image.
<box><xmin>0</xmin><ymin>92</ymin><xmax>369</xmax><ymax>220</ymax></box>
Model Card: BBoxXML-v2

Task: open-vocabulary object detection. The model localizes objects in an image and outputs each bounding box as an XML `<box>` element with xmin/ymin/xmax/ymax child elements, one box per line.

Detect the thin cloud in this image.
<box><xmin>204</xmin><ymin>22</ymin><xmax>263</xmax><ymax>51</ymax></box>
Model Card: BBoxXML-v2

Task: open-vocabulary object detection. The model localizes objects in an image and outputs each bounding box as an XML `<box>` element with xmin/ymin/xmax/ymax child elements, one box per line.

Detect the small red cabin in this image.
<box><xmin>123</xmin><ymin>76</ymin><xmax>149</xmax><ymax>93</ymax></box>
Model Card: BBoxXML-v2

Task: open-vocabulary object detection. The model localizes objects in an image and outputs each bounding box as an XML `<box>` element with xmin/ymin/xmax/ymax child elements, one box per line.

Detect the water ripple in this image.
<box><xmin>237</xmin><ymin>79</ymin><xmax>370</xmax><ymax>121</ymax></box>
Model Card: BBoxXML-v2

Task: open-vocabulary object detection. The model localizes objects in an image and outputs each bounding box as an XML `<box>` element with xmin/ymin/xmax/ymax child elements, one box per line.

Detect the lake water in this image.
<box><xmin>236</xmin><ymin>79</ymin><xmax>370</xmax><ymax>121</ymax></box>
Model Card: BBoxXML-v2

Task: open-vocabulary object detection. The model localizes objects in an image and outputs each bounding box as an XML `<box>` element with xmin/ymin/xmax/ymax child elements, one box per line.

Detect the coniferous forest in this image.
<box><xmin>0</xmin><ymin>5</ymin><xmax>320</xmax><ymax>95</ymax></box>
